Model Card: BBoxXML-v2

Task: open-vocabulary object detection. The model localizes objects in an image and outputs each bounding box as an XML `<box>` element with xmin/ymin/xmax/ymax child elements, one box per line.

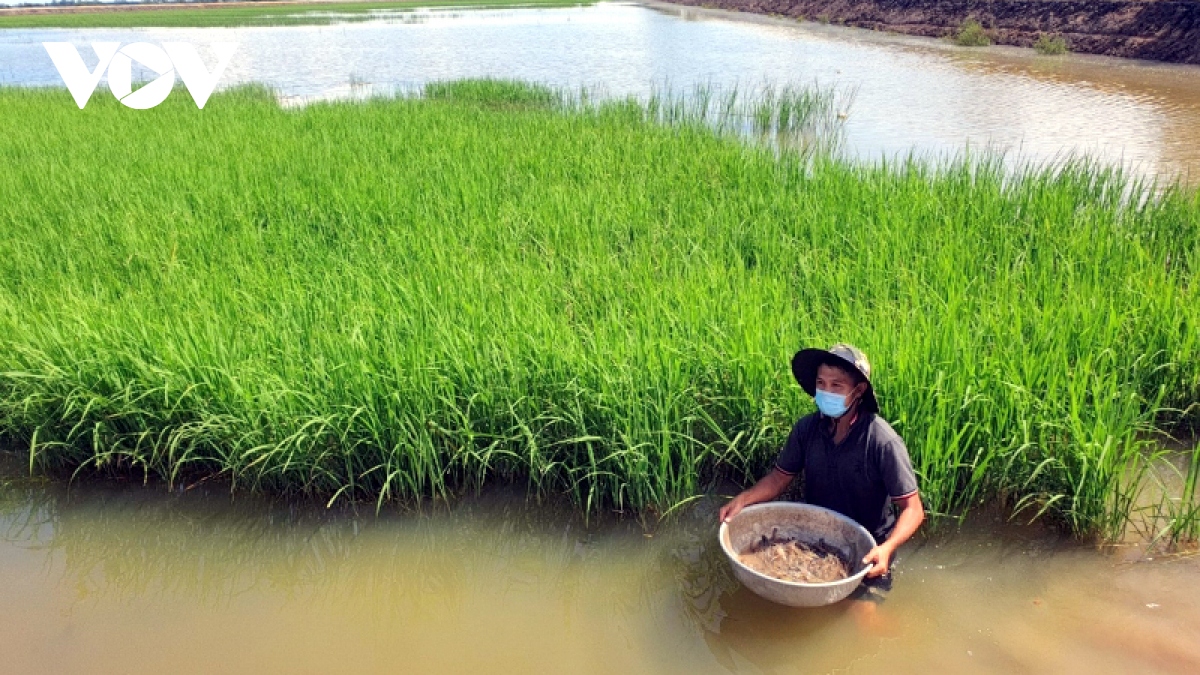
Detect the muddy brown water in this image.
<box><xmin>2</xmin><ymin>455</ymin><xmax>1198</xmax><ymax>674</ymax></box>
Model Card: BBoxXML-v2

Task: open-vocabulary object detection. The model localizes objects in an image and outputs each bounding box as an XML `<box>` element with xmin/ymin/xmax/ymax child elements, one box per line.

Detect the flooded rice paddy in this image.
<box><xmin>2</xmin><ymin>454</ymin><xmax>1198</xmax><ymax>675</ymax></box>
<box><xmin>1</xmin><ymin>2</ymin><xmax>1200</xmax><ymax>182</ymax></box>
<box><xmin>3</xmin><ymin>3</ymin><xmax>1200</xmax><ymax>672</ymax></box>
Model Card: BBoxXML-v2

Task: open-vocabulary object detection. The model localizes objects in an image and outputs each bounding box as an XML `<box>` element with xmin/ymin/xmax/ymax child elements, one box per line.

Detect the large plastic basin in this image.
<box><xmin>718</xmin><ymin>502</ymin><xmax>877</xmax><ymax>607</ymax></box>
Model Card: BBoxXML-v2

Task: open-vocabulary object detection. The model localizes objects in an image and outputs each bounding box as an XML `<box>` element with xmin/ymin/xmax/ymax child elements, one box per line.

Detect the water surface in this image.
<box><xmin>3</xmin><ymin>455</ymin><xmax>1199</xmax><ymax>675</ymax></box>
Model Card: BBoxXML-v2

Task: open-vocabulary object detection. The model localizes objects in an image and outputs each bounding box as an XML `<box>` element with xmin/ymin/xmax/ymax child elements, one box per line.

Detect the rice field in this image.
<box><xmin>0</xmin><ymin>0</ymin><xmax>589</xmax><ymax>29</ymax></box>
<box><xmin>0</xmin><ymin>79</ymin><xmax>1197</xmax><ymax>542</ymax></box>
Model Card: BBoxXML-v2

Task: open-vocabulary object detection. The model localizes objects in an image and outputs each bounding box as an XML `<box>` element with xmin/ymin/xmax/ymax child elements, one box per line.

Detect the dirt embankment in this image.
<box><xmin>663</xmin><ymin>0</ymin><xmax>1200</xmax><ymax>64</ymax></box>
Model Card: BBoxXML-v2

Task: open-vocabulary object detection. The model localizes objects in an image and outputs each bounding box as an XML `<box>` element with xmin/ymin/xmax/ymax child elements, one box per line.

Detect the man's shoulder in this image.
<box><xmin>790</xmin><ymin>412</ymin><xmax>821</xmax><ymax>435</ymax></box>
<box><xmin>775</xmin><ymin>411</ymin><xmax>822</xmax><ymax>473</ymax></box>
<box><xmin>863</xmin><ymin>413</ymin><xmax>906</xmax><ymax>448</ymax></box>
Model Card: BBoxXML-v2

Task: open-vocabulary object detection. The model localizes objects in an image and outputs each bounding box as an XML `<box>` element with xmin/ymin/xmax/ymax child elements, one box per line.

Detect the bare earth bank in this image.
<box><xmin>660</xmin><ymin>0</ymin><xmax>1200</xmax><ymax>64</ymax></box>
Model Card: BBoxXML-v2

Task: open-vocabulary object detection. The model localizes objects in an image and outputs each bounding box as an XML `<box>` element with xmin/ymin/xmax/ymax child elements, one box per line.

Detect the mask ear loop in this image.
<box><xmin>845</xmin><ymin>382</ymin><xmax>866</xmax><ymax>414</ymax></box>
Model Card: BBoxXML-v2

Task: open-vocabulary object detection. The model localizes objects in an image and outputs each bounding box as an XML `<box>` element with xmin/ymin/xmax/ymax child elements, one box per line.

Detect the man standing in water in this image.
<box><xmin>718</xmin><ymin>344</ymin><xmax>924</xmax><ymax>592</ymax></box>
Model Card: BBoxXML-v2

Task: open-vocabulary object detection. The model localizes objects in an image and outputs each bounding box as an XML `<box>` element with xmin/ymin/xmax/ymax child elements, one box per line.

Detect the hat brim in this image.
<box><xmin>791</xmin><ymin>348</ymin><xmax>879</xmax><ymax>414</ymax></box>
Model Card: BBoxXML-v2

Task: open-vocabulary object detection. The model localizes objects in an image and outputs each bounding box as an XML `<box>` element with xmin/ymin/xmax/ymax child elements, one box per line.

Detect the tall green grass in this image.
<box><xmin>0</xmin><ymin>80</ymin><xmax>1197</xmax><ymax>540</ymax></box>
<box><xmin>0</xmin><ymin>0</ymin><xmax>589</xmax><ymax>29</ymax></box>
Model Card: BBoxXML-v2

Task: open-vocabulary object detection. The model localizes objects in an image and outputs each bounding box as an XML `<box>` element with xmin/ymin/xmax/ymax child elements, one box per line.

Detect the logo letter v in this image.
<box><xmin>163</xmin><ymin>42</ymin><xmax>237</xmax><ymax>109</ymax></box>
<box><xmin>43</xmin><ymin>42</ymin><xmax>120</xmax><ymax>109</ymax></box>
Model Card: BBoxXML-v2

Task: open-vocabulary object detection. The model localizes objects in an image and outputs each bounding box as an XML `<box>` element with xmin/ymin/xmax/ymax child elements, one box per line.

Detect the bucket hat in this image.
<box><xmin>791</xmin><ymin>343</ymin><xmax>879</xmax><ymax>415</ymax></box>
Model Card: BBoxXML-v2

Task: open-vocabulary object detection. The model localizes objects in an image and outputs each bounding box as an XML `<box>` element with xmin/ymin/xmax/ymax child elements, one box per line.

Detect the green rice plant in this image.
<box><xmin>1178</xmin><ymin>444</ymin><xmax>1200</xmax><ymax>541</ymax></box>
<box><xmin>752</xmin><ymin>87</ymin><xmax>777</xmax><ymax>132</ymax></box>
<box><xmin>954</xmin><ymin>19</ymin><xmax>991</xmax><ymax>47</ymax></box>
<box><xmin>0</xmin><ymin>0</ymin><xmax>591</xmax><ymax>29</ymax></box>
<box><xmin>1139</xmin><ymin>442</ymin><xmax>1200</xmax><ymax>546</ymax></box>
<box><xmin>0</xmin><ymin>79</ymin><xmax>1197</xmax><ymax>542</ymax></box>
<box><xmin>423</xmin><ymin>78</ymin><xmax>565</xmax><ymax>110</ymax></box>
<box><xmin>1033</xmin><ymin>34</ymin><xmax>1070</xmax><ymax>56</ymax></box>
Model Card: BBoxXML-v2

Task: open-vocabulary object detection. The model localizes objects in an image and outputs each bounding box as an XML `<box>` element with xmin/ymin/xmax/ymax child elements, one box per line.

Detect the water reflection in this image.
<box><xmin>2</xmin><ymin>2</ymin><xmax>1199</xmax><ymax>183</ymax></box>
<box><xmin>0</xmin><ymin>464</ymin><xmax>697</xmax><ymax>673</ymax></box>
<box><xmin>2</xmin><ymin>484</ymin><xmax>618</xmax><ymax>611</ymax></box>
<box><xmin>3</xmin><ymin>456</ymin><xmax>1200</xmax><ymax>674</ymax></box>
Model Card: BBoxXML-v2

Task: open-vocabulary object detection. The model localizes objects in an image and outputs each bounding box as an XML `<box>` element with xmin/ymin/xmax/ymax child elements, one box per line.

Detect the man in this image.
<box><xmin>718</xmin><ymin>343</ymin><xmax>924</xmax><ymax>589</ymax></box>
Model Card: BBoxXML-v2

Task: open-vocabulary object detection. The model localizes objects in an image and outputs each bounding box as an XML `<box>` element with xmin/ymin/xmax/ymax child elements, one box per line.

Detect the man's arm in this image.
<box><xmin>861</xmin><ymin>492</ymin><xmax>924</xmax><ymax>577</ymax></box>
<box><xmin>718</xmin><ymin>468</ymin><xmax>793</xmax><ymax>523</ymax></box>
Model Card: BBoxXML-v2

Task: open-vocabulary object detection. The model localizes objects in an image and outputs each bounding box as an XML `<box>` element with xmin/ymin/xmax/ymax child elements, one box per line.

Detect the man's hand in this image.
<box><xmin>718</xmin><ymin>469</ymin><xmax>793</xmax><ymax>523</ymax></box>
<box><xmin>861</xmin><ymin>543</ymin><xmax>893</xmax><ymax>578</ymax></box>
<box><xmin>860</xmin><ymin>493</ymin><xmax>924</xmax><ymax>578</ymax></box>
<box><xmin>719</xmin><ymin>494</ymin><xmax>749</xmax><ymax>523</ymax></box>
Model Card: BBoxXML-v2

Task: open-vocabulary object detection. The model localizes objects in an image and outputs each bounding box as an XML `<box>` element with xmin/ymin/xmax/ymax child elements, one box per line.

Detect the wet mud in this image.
<box><xmin>739</xmin><ymin>531</ymin><xmax>852</xmax><ymax>583</ymax></box>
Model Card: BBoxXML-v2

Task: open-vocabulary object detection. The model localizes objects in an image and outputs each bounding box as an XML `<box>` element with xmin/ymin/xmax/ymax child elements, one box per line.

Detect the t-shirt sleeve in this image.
<box><xmin>880</xmin><ymin>437</ymin><xmax>919</xmax><ymax>499</ymax></box>
<box><xmin>774</xmin><ymin>418</ymin><xmax>809</xmax><ymax>475</ymax></box>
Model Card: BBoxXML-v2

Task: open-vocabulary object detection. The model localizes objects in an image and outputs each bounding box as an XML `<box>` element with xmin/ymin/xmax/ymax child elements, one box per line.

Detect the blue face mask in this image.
<box><xmin>814</xmin><ymin>389</ymin><xmax>851</xmax><ymax>418</ymax></box>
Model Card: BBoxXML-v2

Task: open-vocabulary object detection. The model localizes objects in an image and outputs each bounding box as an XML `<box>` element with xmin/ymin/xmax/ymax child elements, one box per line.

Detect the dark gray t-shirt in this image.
<box><xmin>774</xmin><ymin>412</ymin><xmax>919</xmax><ymax>542</ymax></box>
